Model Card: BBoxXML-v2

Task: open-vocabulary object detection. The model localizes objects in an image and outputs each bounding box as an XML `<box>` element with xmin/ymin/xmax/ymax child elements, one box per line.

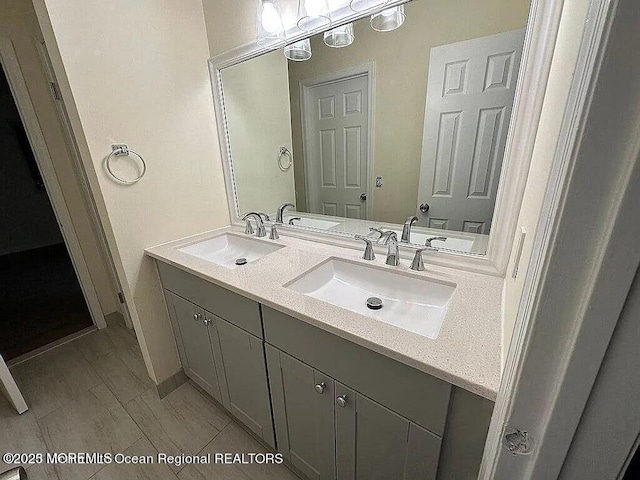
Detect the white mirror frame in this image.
<box><xmin>208</xmin><ymin>0</ymin><xmax>564</xmax><ymax>276</ymax></box>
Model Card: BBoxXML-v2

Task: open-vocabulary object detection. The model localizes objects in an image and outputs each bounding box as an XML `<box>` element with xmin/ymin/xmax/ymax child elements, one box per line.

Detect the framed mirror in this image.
<box><xmin>210</xmin><ymin>0</ymin><xmax>555</xmax><ymax>274</ymax></box>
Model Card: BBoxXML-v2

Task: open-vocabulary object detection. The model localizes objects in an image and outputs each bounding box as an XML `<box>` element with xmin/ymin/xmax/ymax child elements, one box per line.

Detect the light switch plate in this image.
<box><xmin>375</xmin><ymin>176</ymin><xmax>383</xmax><ymax>188</ymax></box>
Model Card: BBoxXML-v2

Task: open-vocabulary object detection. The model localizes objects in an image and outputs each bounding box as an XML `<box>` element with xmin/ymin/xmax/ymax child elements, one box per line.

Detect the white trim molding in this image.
<box><xmin>0</xmin><ymin>37</ymin><xmax>107</xmax><ymax>330</ymax></box>
<box><xmin>481</xmin><ymin>0</ymin><xmax>640</xmax><ymax>477</ymax></box>
<box><xmin>208</xmin><ymin>0</ymin><xmax>564</xmax><ymax>276</ymax></box>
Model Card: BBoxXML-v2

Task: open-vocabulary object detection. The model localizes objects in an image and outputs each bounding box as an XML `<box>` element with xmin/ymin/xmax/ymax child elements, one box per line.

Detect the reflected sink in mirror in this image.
<box><xmin>178</xmin><ymin>234</ymin><xmax>284</xmax><ymax>269</ymax></box>
<box><xmin>284</xmin><ymin>215</ymin><xmax>341</xmax><ymax>230</ymax></box>
<box><xmin>381</xmin><ymin>227</ymin><xmax>475</xmax><ymax>253</ymax></box>
<box><xmin>285</xmin><ymin>258</ymin><xmax>456</xmax><ymax>339</ymax></box>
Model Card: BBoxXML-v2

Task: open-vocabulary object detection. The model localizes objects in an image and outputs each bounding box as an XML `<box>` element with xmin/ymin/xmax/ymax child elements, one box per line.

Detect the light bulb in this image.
<box><xmin>261</xmin><ymin>2</ymin><xmax>281</xmax><ymax>33</ymax></box>
<box><xmin>305</xmin><ymin>0</ymin><xmax>323</xmax><ymax>16</ymax></box>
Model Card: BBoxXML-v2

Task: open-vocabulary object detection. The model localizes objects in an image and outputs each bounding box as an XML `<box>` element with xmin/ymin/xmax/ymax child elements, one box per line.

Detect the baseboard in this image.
<box><xmin>155</xmin><ymin>368</ymin><xmax>188</xmax><ymax>399</ymax></box>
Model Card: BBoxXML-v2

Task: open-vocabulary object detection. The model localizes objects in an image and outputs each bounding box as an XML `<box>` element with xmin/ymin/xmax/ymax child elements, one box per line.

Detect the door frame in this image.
<box><xmin>481</xmin><ymin>0</ymin><xmax>640</xmax><ymax>477</ymax></box>
<box><xmin>33</xmin><ymin>39</ymin><xmax>131</xmax><ymax>328</ymax></box>
<box><xmin>0</xmin><ymin>37</ymin><xmax>106</xmax><ymax>330</ymax></box>
<box><xmin>299</xmin><ymin>63</ymin><xmax>375</xmax><ymax>220</ymax></box>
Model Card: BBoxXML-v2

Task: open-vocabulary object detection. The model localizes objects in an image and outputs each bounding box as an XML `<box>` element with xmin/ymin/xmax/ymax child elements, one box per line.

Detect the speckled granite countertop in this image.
<box><xmin>146</xmin><ymin>226</ymin><xmax>503</xmax><ymax>400</ymax></box>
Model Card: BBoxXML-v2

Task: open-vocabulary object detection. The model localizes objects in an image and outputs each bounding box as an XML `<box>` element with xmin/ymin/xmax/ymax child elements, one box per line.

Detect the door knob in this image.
<box><xmin>315</xmin><ymin>382</ymin><xmax>326</xmax><ymax>394</ymax></box>
<box><xmin>193</xmin><ymin>313</ymin><xmax>202</xmax><ymax>322</ymax></box>
<box><xmin>203</xmin><ymin>317</ymin><xmax>212</xmax><ymax>326</ymax></box>
<box><xmin>336</xmin><ymin>395</ymin><xmax>348</xmax><ymax>407</ymax></box>
<box><xmin>360</xmin><ymin>193</ymin><xmax>367</xmax><ymax>201</ymax></box>
<box><xmin>419</xmin><ymin>203</ymin><xmax>430</xmax><ymax>214</ymax></box>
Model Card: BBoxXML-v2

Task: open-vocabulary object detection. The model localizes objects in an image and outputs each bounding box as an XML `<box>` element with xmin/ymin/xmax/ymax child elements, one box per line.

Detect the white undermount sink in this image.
<box><xmin>178</xmin><ymin>234</ymin><xmax>283</xmax><ymax>269</ymax></box>
<box><xmin>285</xmin><ymin>258</ymin><xmax>456</xmax><ymax>339</ymax></box>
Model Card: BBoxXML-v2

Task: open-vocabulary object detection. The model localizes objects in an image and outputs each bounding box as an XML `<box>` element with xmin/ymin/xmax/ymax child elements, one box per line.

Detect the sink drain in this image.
<box><xmin>235</xmin><ymin>257</ymin><xmax>248</xmax><ymax>266</ymax></box>
<box><xmin>366</xmin><ymin>297</ymin><xmax>383</xmax><ymax>310</ymax></box>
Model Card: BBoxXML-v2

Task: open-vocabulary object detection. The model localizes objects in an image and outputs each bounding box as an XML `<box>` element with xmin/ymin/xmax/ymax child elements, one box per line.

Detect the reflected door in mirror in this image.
<box><xmin>304</xmin><ymin>74</ymin><xmax>369</xmax><ymax>220</ymax></box>
<box><xmin>417</xmin><ymin>29</ymin><xmax>525</xmax><ymax>234</ymax></box>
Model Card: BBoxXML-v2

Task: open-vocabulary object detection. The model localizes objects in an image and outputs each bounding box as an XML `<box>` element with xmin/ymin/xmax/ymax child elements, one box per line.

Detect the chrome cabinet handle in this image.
<box><xmin>315</xmin><ymin>382</ymin><xmax>326</xmax><ymax>394</ymax></box>
<box><xmin>193</xmin><ymin>313</ymin><xmax>202</xmax><ymax>322</ymax></box>
<box><xmin>336</xmin><ymin>395</ymin><xmax>348</xmax><ymax>407</ymax></box>
<box><xmin>203</xmin><ymin>317</ymin><xmax>212</xmax><ymax>326</ymax></box>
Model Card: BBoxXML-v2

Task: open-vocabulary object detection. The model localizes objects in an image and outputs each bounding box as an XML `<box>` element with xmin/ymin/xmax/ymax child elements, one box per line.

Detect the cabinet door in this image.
<box><xmin>335</xmin><ymin>383</ymin><xmax>441</xmax><ymax>480</ymax></box>
<box><xmin>165</xmin><ymin>292</ymin><xmax>222</xmax><ymax>402</ymax></box>
<box><xmin>214</xmin><ymin>316</ymin><xmax>275</xmax><ymax>448</ymax></box>
<box><xmin>266</xmin><ymin>346</ymin><xmax>336</xmax><ymax>480</ymax></box>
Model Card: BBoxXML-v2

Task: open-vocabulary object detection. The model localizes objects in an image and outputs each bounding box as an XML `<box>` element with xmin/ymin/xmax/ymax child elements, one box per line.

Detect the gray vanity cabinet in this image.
<box><xmin>159</xmin><ymin>262</ymin><xmax>275</xmax><ymax>448</ymax></box>
<box><xmin>335</xmin><ymin>383</ymin><xmax>441</xmax><ymax>480</ymax></box>
<box><xmin>165</xmin><ymin>291</ymin><xmax>223</xmax><ymax>402</ymax></box>
<box><xmin>267</xmin><ymin>346</ymin><xmax>441</xmax><ymax>480</ymax></box>
<box><xmin>266</xmin><ymin>346</ymin><xmax>336</xmax><ymax>480</ymax></box>
<box><xmin>214</xmin><ymin>316</ymin><xmax>275</xmax><ymax>447</ymax></box>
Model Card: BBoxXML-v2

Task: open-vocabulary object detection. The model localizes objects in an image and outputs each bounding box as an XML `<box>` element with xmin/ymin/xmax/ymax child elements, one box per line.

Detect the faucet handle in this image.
<box><xmin>269</xmin><ymin>224</ymin><xmax>279</xmax><ymax>240</ymax></box>
<box><xmin>410</xmin><ymin>248</ymin><xmax>428</xmax><ymax>271</ymax></box>
<box><xmin>425</xmin><ymin>236</ymin><xmax>447</xmax><ymax>248</ymax></box>
<box><xmin>355</xmin><ymin>235</ymin><xmax>375</xmax><ymax>261</ymax></box>
<box><xmin>244</xmin><ymin>219</ymin><xmax>255</xmax><ymax>235</ymax></box>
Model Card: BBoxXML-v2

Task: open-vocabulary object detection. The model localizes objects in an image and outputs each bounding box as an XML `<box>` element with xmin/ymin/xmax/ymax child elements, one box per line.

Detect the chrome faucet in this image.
<box><xmin>425</xmin><ymin>236</ymin><xmax>447</xmax><ymax>248</ymax></box>
<box><xmin>289</xmin><ymin>217</ymin><xmax>302</xmax><ymax>225</ymax></box>
<box><xmin>354</xmin><ymin>235</ymin><xmax>376</xmax><ymax>260</ymax></box>
<box><xmin>276</xmin><ymin>203</ymin><xmax>295</xmax><ymax>223</ymax></box>
<box><xmin>379</xmin><ymin>231</ymin><xmax>400</xmax><ymax>266</ymax></box>
<box><xmin>241</xmin><ymin>212</ymin><xmax>267</xmax><ymax>237</ymax></box>
<box><xmin>401</xmin><ymin>216</ymin><xmax>418</xmax><ymax>243</ymax></box>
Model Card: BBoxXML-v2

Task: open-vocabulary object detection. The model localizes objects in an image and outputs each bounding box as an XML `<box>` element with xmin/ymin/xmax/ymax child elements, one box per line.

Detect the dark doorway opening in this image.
<box><xmin>0</xmin><ymin>62</ymin><xmax>92</xmax><ymax>361</ymax></box>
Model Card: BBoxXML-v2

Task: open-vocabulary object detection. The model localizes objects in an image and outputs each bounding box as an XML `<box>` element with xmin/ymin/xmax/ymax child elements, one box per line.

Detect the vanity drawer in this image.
<box><xmin>262</xmin><ymin>306</ymin><xmax>451</xmax><ymax>436</ymax></box>
<box><xmin>157</xmin><ymin>262</ymin><xmax>262</xmax><ymax>338</ymax></box>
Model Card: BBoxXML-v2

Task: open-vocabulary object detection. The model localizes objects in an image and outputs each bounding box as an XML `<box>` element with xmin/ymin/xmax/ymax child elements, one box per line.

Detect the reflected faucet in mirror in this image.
<box><xmin>425</xmin><ymin>236</ymin><xmax>447</xmax><ymax>248</ymax></box>
<box><xmin>289</xmin><ymin>217</ymin><xmax>302</xmax><ymax>225</ymax></box>
<box><xmin>276</xmin><ymin>203</ymin><xmax>295</xmax><ymax>223</ymax></box>
<box><xmin>401</xmin><ymin>216</ymin><xmax>419</xmax><ymax>243</ymax></box>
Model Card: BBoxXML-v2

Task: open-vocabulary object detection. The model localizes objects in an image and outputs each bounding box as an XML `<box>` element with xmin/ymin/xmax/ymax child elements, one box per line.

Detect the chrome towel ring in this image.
<box><xmin>106</xmin><ymin>144</ymin><xmax>147</xmax><ymax>184</ymax></box>
<box><xmin>278</xmin><ymin>146</ymin><xmax>292</xmax><ymax>172</ymax></box>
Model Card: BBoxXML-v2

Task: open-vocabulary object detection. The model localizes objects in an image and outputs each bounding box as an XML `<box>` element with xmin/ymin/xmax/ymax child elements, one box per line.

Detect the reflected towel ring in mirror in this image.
<box><xmin>106</xmin><ymin>144</ymin><xmax>147</xmax><ymax>185</ymax></box>
<box><xmin>278</xmin><ymin>146</ymin><xmax>292</xmax><ymax>171</ymax></box>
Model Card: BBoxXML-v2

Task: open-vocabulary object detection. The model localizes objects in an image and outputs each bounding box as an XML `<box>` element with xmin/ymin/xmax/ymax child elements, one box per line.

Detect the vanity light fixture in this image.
<box><xmin>284</xmin><ymin>39</ymin><xmax>313</xmax><ymax>61</ymax></box>
<box><xmin>297</xmin><ymin>0</ymin><xmax>332</xmax><ymax>32</ymax></box>
<box><xmin>350</xmin><ymin>0</ymin><xmax>389</xmax><ymax>13</ymax></box>
<box><xmin>324</xmin><ymin>23</ymin><xmax>355</xmax><ymax>48</ymax></box>
<box><xmin>256</xmin><ymin>0</ymin><xmax>286</xmax><ymax>47</ymax></box>
<box><xmin>370</xmin><ymin>5</ymin><xmax>406</xmax><ymax>32</ymax></box>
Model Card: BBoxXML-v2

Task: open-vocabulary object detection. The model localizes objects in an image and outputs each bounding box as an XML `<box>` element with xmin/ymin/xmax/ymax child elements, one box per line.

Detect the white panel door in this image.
<box><xmin>304</xmin><ymin>75</ymin><xmax>369</xmax><ymax>219</ymax></box>
<box><xmin>416</xmin><ymin>29</ymin><xmax>525</xmax><ymax>233</ymax></box>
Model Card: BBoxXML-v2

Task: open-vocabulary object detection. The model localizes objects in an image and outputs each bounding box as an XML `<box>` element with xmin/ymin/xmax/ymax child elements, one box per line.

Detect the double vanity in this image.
<box><xmin>146</xmin><ymin>226</ymin><xmax>502</xmax><ymax>480</ymax></box>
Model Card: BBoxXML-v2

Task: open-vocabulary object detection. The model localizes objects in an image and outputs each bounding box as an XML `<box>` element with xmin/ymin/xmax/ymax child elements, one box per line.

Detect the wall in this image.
<box><xmin>33</xmin><ymin>0</ymin><xmax>230</xmax><ymax>385</ymax></box>
<box><xmin>222</xmin><ymin>50</ymin><xmax>295</xmax><ymax>216</ymax></box>
<box><xmin>0</xmin><ymin>68</ymin><xmax>62</xmax><ymax>255</ymax></box>
<box><xmin>501</xmin><ymin>0</ymin><xmax>591</xmax><ymax>363</ymax></box>
<box><xmin>0</xmin><ymin>0</ymin><xmax>118</xmax><ymax>314</ymax></box>
<box><xmin>287</xmin><ymin>0</ymin><xmax>530</xmax><ymax>221</ymax></box>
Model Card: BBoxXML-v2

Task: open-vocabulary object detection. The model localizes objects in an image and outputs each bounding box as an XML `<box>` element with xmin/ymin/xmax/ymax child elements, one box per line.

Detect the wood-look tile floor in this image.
<box><xmin>1</xmin><ymin>315</ymin><xmax>299</xmax><ymax>480</ymax></box>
